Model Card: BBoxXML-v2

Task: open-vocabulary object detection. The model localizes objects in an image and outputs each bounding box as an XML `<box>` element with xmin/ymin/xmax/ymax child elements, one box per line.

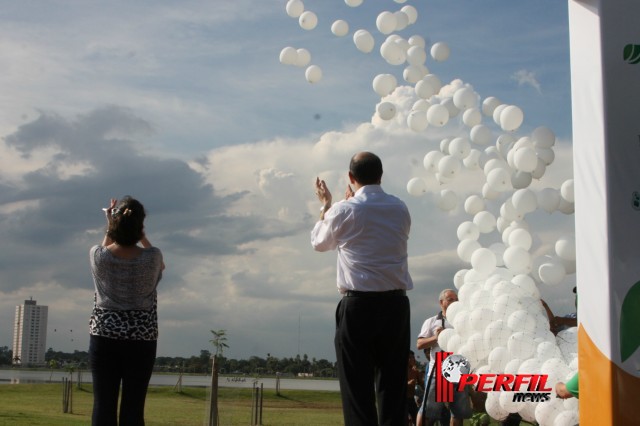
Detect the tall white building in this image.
<box><xmin>12</xmin><ymin>299</ymin><xmax>48</xmax><ymax>366</ymax></box>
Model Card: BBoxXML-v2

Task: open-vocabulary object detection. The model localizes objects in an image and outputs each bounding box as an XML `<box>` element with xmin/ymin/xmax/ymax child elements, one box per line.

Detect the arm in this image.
<box><xmin>555</xmin><ymin>382</ymin><xmax>573</xmax><ymax>399</ymax></box>
<box><xmin>416</xmin><ymin>327</ymin><xmax>443</xmax><ymax>351</ymax></box>
<box><xmin>140</xmin><ymin>234</ymin><xmax>165</xmax><ymax>271</ymax></box>
<box><xmin>100</xmin><ymin>198</ymin><xmax>117</xmax><ymax>246</ymax></box>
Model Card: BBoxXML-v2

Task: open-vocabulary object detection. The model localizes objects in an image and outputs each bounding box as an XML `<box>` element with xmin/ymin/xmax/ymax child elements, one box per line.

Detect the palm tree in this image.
<box><xmin>210</xmin><ymin>329</ymin><xmax>229</xmax><ymax>359</ymax></box>
<box><xmin>208</xmin><ymin>329</ymin><xmax>229</xmax><ymax>426</ymax></box>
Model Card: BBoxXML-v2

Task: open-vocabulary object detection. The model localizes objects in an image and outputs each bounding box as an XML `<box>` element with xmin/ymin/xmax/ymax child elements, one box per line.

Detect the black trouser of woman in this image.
<box><xmin>334</xmin><ymin>292</ymin><xmax>410</xmax><ymax>426</ymax></box>
<box><xmin>89</xmin><ymin>335</ymin><xmax>157</xmax><ymax>426</ymax></box>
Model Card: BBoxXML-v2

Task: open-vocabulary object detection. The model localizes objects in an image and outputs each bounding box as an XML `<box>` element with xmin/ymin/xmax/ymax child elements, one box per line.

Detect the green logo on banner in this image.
<box><xmin>621</xmin><ymin>280</ymin><xmax>640</xmax><ymax>362</ymax></box>
<box><xmin>623</xmin><ymin>44</ymin><xmax>640</xmax><ymax>64</ymax></box>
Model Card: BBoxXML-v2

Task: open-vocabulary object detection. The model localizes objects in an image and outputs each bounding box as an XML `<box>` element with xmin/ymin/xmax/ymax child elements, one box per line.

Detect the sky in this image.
<box><xmin>0</xmin><ymin>0</ymin><xmax>577</xmax><ymax>362</ymax></box>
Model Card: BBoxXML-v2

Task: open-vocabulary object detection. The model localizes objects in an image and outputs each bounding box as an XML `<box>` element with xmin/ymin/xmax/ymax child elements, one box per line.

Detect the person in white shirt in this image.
<box><xmin>311</xmin><ymin>151</ymin><xmax>413</xmax><ymax>426</ymax></box>
<box><xmin>416</xmin><ymin>289</ymin><xmax>472</xmax><ymax>426</ymax></box>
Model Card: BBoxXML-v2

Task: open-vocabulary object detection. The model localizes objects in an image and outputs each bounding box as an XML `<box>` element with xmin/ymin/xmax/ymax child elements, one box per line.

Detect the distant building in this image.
<box><xmin>12</xmin><ymin>299</ymin><xmax>48</xmax><ymax>366</ymax></box>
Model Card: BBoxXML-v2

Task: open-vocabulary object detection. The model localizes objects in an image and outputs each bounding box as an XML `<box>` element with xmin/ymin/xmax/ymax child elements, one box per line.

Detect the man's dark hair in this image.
<box><xmin>349</xmin><ymin>152</ymin><xmax>383</xmax><ymax>185</ymax></box>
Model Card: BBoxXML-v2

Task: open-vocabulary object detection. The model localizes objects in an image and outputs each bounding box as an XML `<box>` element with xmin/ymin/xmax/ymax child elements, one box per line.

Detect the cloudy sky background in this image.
<box><xmin>0</xmin><ymin>0</ymin><xmax>576</xmax><ymax>362</ymax></box>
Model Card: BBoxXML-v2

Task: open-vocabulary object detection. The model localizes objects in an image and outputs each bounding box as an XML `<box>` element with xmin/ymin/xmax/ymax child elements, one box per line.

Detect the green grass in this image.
<box><xmin>0</xmin><ymin>384</ymin><xmax>344</xmax><ymax>425</ymax></box>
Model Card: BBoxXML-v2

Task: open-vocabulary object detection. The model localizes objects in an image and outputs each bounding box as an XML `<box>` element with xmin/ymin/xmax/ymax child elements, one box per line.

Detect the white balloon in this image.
<box><xmin>344</xmin><ymin>0</ymin><xmax>363</xmax><ymax>6</ymax></box>
<box><xmin>379</xmin><ymin>40</ymin><xmax>406</xmax><ymax>65</ymax></box>
<box><xmin>482</xmin><ymin>96</ymin><xmax>501</xmax><ymax>117</ymax></box>
<box><xmin>408</xmin><ymin>35</ymin><xmax>426</xmax><ymax>47</ymax></box>
<box><xmin>487</xmin><ymin>168</ymin><xmax>512</xmax><ymax>192</ymax></box>
<box><xmin>401</xmin><ymin>5</ymin><xmax>418</xmax><ymax>24</ymax></box>
<box><xmin>305</xmin><ymin>65</ymin><xmax>322</xmax><ymax>83</ymax></box>
<box><xmin>298</xmin><ymin>11</ymin><xmax>318</xmax><ymax>30</ymax></box>
<box><xmin>445</xmin><ymin>300</ymin><xmax>464</xmax><ymax>324</ymax></box>
<box><xmin>474</xmin><ymin>211</ymin><xmax>497</xmax><ymax>233</ymax></box>
<box><xmin>279</xmin><ymin>46</ymin><xmax>298</xmax><ymax>65</ymax></box>
<box><xmin>407</xmin><ymin>110</ymin><xmax>428</xmax><ymax>131</ymax></box>
<box><xmin>453</xmin><ymin>269</ymin><xmax>468</xmax><ymax>289</ymax></box>
<box><xmin>294</xmin><ymin>48</ymin><xmax>311</xmax><ymax>67</ymax></box>
<box><xmin>457</xmin><ymin>221</ymin><xmax>480</xmax><ymax>241</ymax></box>
<box><xmin>555</xmin><ymin>236</ymin><xmax>576</xmax><ymax>261</ymax></box>
<box><xmin>531</xmin><ymin>158</ymin><xmax>547</xmax><ymax>179</ymax></box>
<box><xmin>558</xmin><ymin>198</ymin><xmax>575</xmax><ymax>214</ymax></box>
<box><xmin>492</xmin><ymin>104</ymin><xmax>508</xmax><ymax>125</ymax></box>
<box><xmin>372</xmin><ymin>74</ymin><xmax>397</xmax><ymax>97</ymax></box>
<box><xmin>430</xmin><ymin>41</ymin><xmax>450</xmax><ymax>61</ymax></box>
<box><xmin>536</xmin><ymin>147</ymin><xmax>555</xmax><ymax>165</ymax></box>
<box><xmin>511</xmin><ymin>171</ymin><xmax>532</xmax><ymax>189</ymax></box>
<box><xmin>512</xmin><ymin>274</ymin><xmax>539</xmax><ymax>298</ymax></box>
<box><xmin>393</xmin><ymin>11</ymin><xmax>409</xmax><ymax>31</ymax></box>
<box><xmin>376</xmin><ymin>11</ymin><xmax>397</xmax><ymax>34</ymax></box>
<box><xmin>426</xmin><ymin>104</ymin><xmax>449</xmax><ymax>126</ymax></box>
<box><xmin>513</xmin><ymin>147</ymin><xmax>538</xmax><ymax>173</ymax></box>
<box><xmin>462</xmin><ymin>108</ymin><xmax>482</xmax><ymax>128</ymax></box>
<box><xmin>554</xmin><ymin>410</ymin><xmax>580</xmax><ymax>426</ymax></box>
<box><xmin>437</xmin><ymin>328</ymin><xmax>455</xmax><ymax>351</ymax></box>
<box><xmin>560</xmin><ymin>179</ymin><xmax>574</xmax><ymax>203</ymax></box>
<box><xmin>503</xmin><ymin>246</ymin><xmax>531</xmax><ymax>274</ymax></box>
<box><xmin>470</xmin><ymin>124</ymin><xmax>492</xmax><ymax>146</ymax></box>
<box><xmin>471</xmin><ymin>248</ymin><xmax>497</xmax><ymax>275</ymax></box>
<box><xmin>463</xmin><ymin>149</ymin><xmax>482</xmax><ymax>170</ymax></box>
<box><xmin>500</xmin><ymin>105</ymin><xmax>524</xmax><ymax>131</ymax></box>
<box><xmin>464</xmin><ymin>195</ymin><xmax>485</xmax><ymax>215</ymax></box>
<box><xmin>438</xmin><ymin>155</ymin><xmax>461</xmax><ymax>178</ymax></box>
<box><xmin>512</xmin><ymin>188</ymin><xmax>538</xmax><ymax>214</ymax></box>
<box><xmin>535</xmin><ymin>397</ymin><xmax>564</xmax><ymax>425</ymax></box>
<box><xmin>508</xmin><ymin>228</ymin><xmax>533</xmax><ymax>250</ymax></box>
<box><xmin>377</xmin><ymin>101</ymin><xmax>396</xmax><ymax>120</ymax></box>
<box><xmin>403</xmin><ymin>64</ymin><xmax>427</xmax><ymax>83</ymax></box>
<box><xmin>496</xmin><ymin>134</ymin><xmax>515</xmax><ymax>157</ymax></box>
<box><xmin>354</xmin><ymin>29</ymin><xmax>374</xmax><ymax>53</ymax></box>
<box><xmin>331</xmin><ymin>19</ymin><xmax>349</xmax><ymax>37</ymax></box>
<box><xmin>423</xmin><ymin>150</ymin><xmax>444</xmax><ymax>173</ymax></box>
<box><xmin>441</xmin><ymin>97</ymin><xmax>460</xmax><ymax>118</ymax></box>
<box><xmin>508</xmin><ymin>331</ymin><xmax>537</xmax><ymax>359</ymax></box>
<box><xmin>485</xmin><ymin>393</ymin><xmax>509</xmax><ymax>421</ymax></box>
<box><xmin>532</xmin><ymin>126</ymin><xmax>556</xmax><ymax>148</ymax></box>
<box><xmin>453</xmin><ymin>87</ymin><xmax>477</xmax><ymax>110</ymax></box>
<box><xmin>458</xmin><ymin>239</ymin><xmax>481</xmax><ymax>262</ymax></box>
<box><xmin>406</xmin><ymin>177</ymin><xmax>427</xmax><ymax>196</ymax></box>
<box><xmin>285</xmin><ymin>0</ymin><xmax>304</xmax><ymax>18</ymax></box>
<box><xmin>539</xmin><ymin>260</ymin><xmax>566</xmax><ymax>285</ymax></box>
<box><xmin>482</xmin><ymin>182</ymin><xmax>500</xmax><ymax>200</ymax></box>
<box><xmin>449</xmin><ymin>137</ymin><xmax>471</xmax><ymax>159</ymax></box>
<box><xmin>415</xmin><ymin>74</ymin><xmax>441</xmax><ymax>99</ymax></box>
<box><xmin>507</xmin><ymin>310</ymin><xmax>537</xmax><ymax>333</ymax></box>
<box><xmin>488</xmin><ymin>346</ymin><xmax>510</xmax><ymax>372</ymax></box>
<box><xmin>436</xmin><ymin>189</ymin><xmax>458</xmax><ymax>211</ymax></box>
<box><xmin>412</xmin><ymin>99</ymin><xmax>431</xmax><ymax>111</ymax></box>
<box><xmin>406</xmin><ymin>45</ymin><xmax>427</xmax><ymax>66</ymax></box>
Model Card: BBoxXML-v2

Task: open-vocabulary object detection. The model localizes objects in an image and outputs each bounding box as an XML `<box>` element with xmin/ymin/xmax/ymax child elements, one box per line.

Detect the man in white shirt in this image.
<box><xmin>311</xmin><ymin>152</ymin><xmax>413</xmax><ymax>426</ymax></box>
<box><xmin>416</xmin><ymin>289</ymin><xmax>472</xmax><ymax>426</ymax></box>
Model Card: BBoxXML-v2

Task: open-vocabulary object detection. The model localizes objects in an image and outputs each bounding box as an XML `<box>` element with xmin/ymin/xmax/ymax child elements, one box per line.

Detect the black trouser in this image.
<box><xmin>89</xmin><ymin>335</ymin><xmax>157</xmax><ymax>426</ymax></box>
<box><xmin>335</xmin><ymin>291</ymin><xmax>410</xmax><ymax>426</ymax></box>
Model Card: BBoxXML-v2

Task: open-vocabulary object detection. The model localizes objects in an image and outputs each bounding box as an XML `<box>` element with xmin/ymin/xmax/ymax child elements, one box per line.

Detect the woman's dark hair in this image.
<box><xmin>349</xmin><ymin>152</ymin><xmax>383</xmax><ymax>185</ymax></box>
<box><xmin>106</xmin><ymin>196</ymin><xmax>146</xmax><ymax>246</ymax></box>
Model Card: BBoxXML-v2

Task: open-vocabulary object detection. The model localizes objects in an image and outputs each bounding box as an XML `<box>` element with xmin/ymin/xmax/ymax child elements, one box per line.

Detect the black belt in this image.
<box><xmin>344</xmin><ymin>289</ymin><xmax>406</xmax><ymax>297</ymax></box>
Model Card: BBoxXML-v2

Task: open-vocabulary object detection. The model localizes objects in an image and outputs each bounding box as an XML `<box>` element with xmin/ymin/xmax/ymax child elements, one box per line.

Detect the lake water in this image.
<box><xmin>0</xmin><ymin>369</ymin><xmax>340</xmax><ymax>392</ymax></box>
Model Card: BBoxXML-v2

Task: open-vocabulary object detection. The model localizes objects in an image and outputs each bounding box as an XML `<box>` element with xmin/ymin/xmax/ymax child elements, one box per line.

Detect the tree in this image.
<box><xmin>209</xmin><ymin>329</ymin><xmax>229</xmax><ymax>359</ymax></box>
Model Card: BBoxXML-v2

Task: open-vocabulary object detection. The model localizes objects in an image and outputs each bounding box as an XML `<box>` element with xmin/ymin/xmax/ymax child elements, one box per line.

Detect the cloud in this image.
<box><xmin>511</xmin><ymin>69</ymin><xmax>542</xmax><ymax>94</ymax></box>
<box><xmin>0</xmin><ymin>79</ymin><xmax>575</xmax><ymax>360</ymax></box>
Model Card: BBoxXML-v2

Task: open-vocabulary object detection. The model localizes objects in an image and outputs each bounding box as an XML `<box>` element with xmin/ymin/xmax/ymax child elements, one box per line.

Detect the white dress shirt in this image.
<box><xmin>311</xmin><ymin>185</ymin><xmax>413</xmax><ymax>293</ymax></box>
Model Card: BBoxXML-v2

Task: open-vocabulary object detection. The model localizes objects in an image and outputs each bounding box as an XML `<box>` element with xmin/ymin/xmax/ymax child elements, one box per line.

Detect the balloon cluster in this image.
<box><xmin>280</xmin><ymin>2</ymin><xmax>577</xmax><ymax>424</ymax></box>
